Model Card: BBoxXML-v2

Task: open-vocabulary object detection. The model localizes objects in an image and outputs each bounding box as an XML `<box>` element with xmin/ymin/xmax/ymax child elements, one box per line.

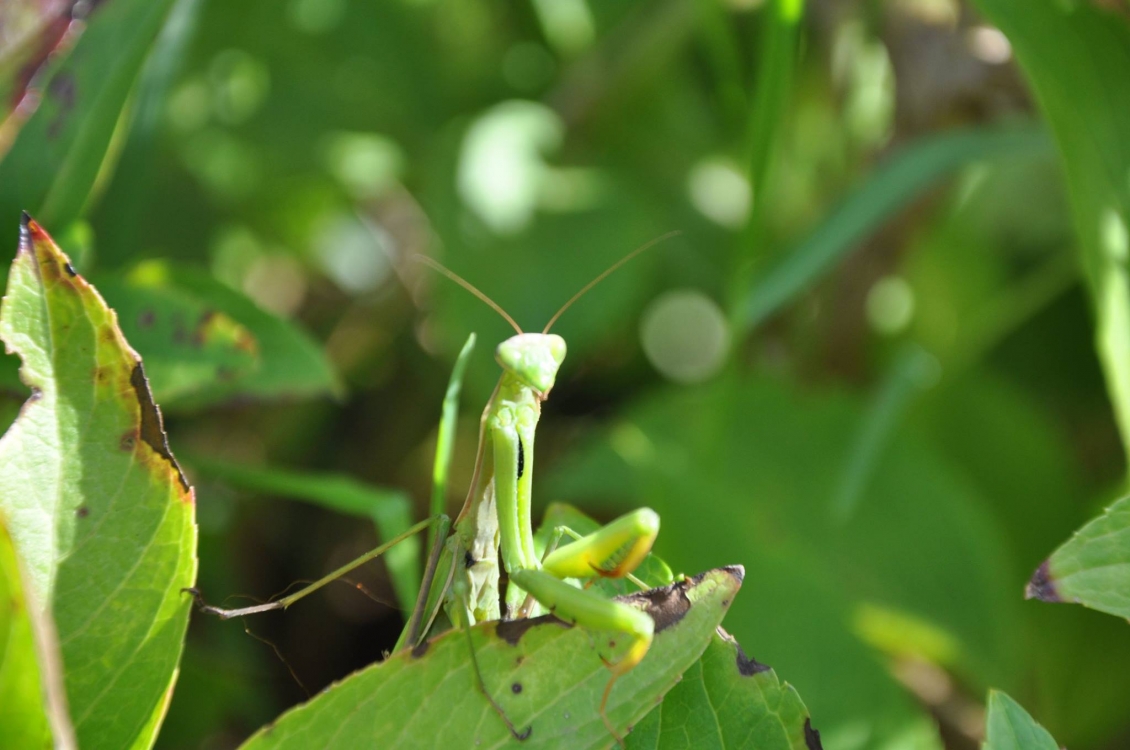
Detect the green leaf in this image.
<box><xmin>1026</xmin><ymin>496</ymin><xmax>1130</xmax><ymax>619</ymax></box>
<box><xmin>735</xmin><ymin>125</ymin><xmax>1051</xmax><ymax>332</ymax></box>
<box><xmin>0</xmin><ymin>0</ymin><xmax>181</xmax><ymax>232</ymax></box>
<box><xmin>969</xmin><ymin>0</ymin><xmax>1130</xmax><ymax>462</ymax></box>
<box><xmin>238</xmin><ymin>567</ymin><xmax>743</xmax><ymax>750</ymax></box>
<box><xmin>626</xmin><ymin>631</ymin><xmax>817</xmax><ymax>750</ymax></box>
<box><xmin>189</xmin><ymin>457</ymin><xmax>420</xmax><ymax>614</ymax></box>
<box><xmin>0</xmin><ymin>215</ymin><xmax>197</xmax><ymax>749</ymax></box>
<box><xmin>983</xmin><ymin>690</ymin><xmax>1058</xmax><ymax>750</ymax></box>
<box><xmin>96</xmin><ymin>275</ymin><xmax>260</xmax><ymax>406</ymax></box>
<box><xmin>0</xmin><ymin>514</ymin><xmax>73</xmax><ymax>749</ymax></box>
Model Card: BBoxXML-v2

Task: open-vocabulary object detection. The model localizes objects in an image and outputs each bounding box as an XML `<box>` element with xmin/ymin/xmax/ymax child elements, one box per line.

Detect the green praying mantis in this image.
<box><xmin>188</xmin><ymin>233</ymin><xmax>681</xmax><ymax>742</ymax></box>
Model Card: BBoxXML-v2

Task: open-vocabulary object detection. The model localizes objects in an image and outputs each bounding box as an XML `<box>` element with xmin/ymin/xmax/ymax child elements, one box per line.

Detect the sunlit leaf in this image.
<box><xmin>238</xmin><ymin>567</ymin><xmax>742</xmax><ymax>750</ymax></box>
<box><xmin>0</xmin><ymin>514</ymin><xmax>74</xmax><ymax>749</ymax></box>
<box><xmin>0</xmin><ymin>216</ymin><xmax>197</xmax><ymax>748</ymax></box>
<box><xmin>983</xmin><ymin>690</ymin><xmax>1058</xmax><ymax>750</ymax></box>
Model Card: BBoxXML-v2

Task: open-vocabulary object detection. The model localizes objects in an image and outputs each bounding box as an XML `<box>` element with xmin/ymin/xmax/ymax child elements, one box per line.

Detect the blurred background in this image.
<box><xmin>2</xmin><ymin>0</ymin><xmax>1129</xmax><ymax>748</ymax></box>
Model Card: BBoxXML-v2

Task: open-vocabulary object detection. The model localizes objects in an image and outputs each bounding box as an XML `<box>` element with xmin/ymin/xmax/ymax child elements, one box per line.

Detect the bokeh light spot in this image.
<box><xmin>687</xmin><ymin>158</ymin><xmax>751</xmax><ymax>229</ymax></box>
<box><xmin>641</xmin><ymin>290</ymin><xmax>730</xmax><ymax>384</ymax></box>
<box><xmin>866</xmin><ymin>275</ymin><xmax>915</xmax><ymax>335</ymax></box>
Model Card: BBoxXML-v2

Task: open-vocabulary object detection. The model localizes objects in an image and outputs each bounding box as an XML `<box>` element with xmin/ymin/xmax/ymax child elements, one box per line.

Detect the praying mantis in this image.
<box><xmin>188</xmin><ymin>233</ymin><xmax>681</xmax><ymax>743</ymax></box>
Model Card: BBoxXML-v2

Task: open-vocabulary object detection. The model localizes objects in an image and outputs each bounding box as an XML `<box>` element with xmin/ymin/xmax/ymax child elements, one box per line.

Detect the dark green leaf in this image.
<box><xmin>0</xmin><ymin>0</ymin><xmax>181</xmax><ymax>232</ymax></box>
<box><xmin>627</xmin><ymin>631</ymin><xmax>816</xmax><ymax>750</ymax></box>
<box><xmin>97</xmin><ymin>275</ymin><xmax>260</xmax><ymax>406</ymax></box>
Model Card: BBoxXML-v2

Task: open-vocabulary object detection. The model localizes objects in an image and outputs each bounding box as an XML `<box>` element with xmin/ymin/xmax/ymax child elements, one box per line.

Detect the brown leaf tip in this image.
<box><xmin>734</xmin><ymin>643</ymin><xmax>770</xmax><ymax>676</ymax></box>
<box><xmin>1025</xmin><ymin>560</ymin><xmax>1062</xmax><ymax>603</ymax></box>
<box><xmin>804</xmin><ymin>718</ymin><xmax>823</xmax><ymax>749</ymax></box>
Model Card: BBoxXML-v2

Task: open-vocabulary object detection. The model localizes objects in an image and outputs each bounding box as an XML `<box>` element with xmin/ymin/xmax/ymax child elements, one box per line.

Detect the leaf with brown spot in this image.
<box><xmin>1025</xmin><ymin>496</ymin><xmax>1130</xmax><ymax>619</ymax></box>
<box><xmin>96</xmin><ymin>275</ymin><xmax>260</xmax><ymax>408</ymax></box>
<box><xmin>626</xmin><ymin>630</ymin><xmax>815</xmax><ymax>750</ymax></box>
<box><xmin>0</xmin><ymin>216</ymin><xmax>197</xmax><ymax>749</ymax></box>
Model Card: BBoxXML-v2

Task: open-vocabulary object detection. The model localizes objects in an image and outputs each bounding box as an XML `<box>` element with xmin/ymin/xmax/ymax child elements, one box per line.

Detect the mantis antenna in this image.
<box><xmin>414</xmin><ymin>255</ymin><xmax>523</xmax><ymax>336</ymax></box>
<box><xmin>542</xmin><ymin>230</ymin><xmax>682</xmax><ymax>334</ymax></box>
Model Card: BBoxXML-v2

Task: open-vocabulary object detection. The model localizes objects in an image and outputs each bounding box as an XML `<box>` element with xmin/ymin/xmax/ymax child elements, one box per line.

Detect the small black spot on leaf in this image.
<box><xmin>1026</xmin><ymin>560</ymin><xmax>1062</xmax><ymax>602</ymax></box>
<box><xmin>511</xmin><ymin>682</ymin><xmax>522</xmax><ymax>694</ymax></box>
<box><xmin>517</xmin><ymin>436</ymin><xmax>525</xmax><ymax>479</ymax></box>
<box><xmin>804</xmin><ymin>718</ymin><xmax>823</xmax><ymax>749</ymax></box>
<box><xmin>76</xmin><ymin>506</ymin><xmax>89</xmax><ymax>518</ymax></box>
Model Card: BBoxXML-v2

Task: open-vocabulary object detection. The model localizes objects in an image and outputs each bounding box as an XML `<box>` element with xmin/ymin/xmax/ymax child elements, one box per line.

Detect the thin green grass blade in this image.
<box><xmin>431</xmin><ymin>333</ymin><xmax>476</xmax><ymax>521</ymax></box>
<box><xmin>735</xmin><ymin>125</ymin><xmax>1051</xmax><ymax>332</ymax></box>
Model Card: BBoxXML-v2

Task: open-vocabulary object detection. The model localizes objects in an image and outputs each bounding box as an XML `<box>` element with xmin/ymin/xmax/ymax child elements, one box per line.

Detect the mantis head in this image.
<box><xmin>496</xmin><ymin>333</ymin><xmax>567</xmax><ymax>395</ymax></box>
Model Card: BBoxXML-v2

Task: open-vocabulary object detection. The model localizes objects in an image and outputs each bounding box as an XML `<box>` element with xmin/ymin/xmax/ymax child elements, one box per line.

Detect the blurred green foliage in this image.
<box><xmin>3</xmin><ymin>0</ymin><xmax>1130</xmax><ymax>747</ymax></box>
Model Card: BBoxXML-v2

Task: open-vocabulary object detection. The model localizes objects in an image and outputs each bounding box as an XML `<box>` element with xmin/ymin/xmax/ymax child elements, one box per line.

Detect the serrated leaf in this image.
<box><xmin>0</xmin><ymin>216</ymin><xmax>197</xmax><ymax>749</ymax></box>
<box><xmin>982</xmin><ymin>690</ymin><xmax>1058</xmax><ymax>750</ymax></box>
<box><xmin>0</xmin><ymin>0</ymin><xmax>181</xmax><ymax>232</ymax></box>
<box><xmin>238</xmin><ymin>567</ymin><xmax>743</xmax><ymax>750</ymax></box>
<box><xmin>96</xmin><ymin>276</ymin><xmax>260</xmax><ymax>406</ymax></box>
<box><xmin>1026</xmin><ymin>496</ymin><xmax>1130</xmax><ymax>619</ymax></box>
<box><xmin>627</xmin><ymin>631</ymin><xmax>817</xmax><ymax>750</ymax></box>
